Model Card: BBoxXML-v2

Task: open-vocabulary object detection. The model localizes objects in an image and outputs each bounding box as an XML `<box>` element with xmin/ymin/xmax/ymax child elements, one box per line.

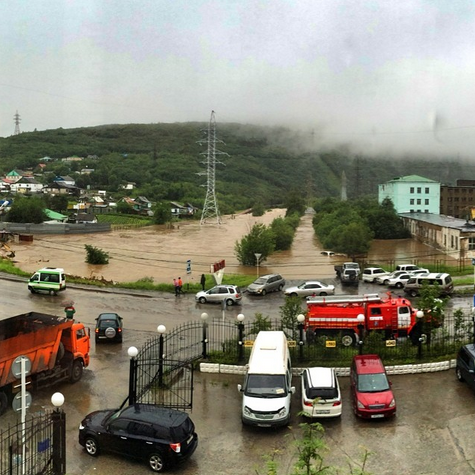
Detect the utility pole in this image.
<box><xmin>13</xmin><ymin>110</ymin><xmax>21</xmax><ymax>135</ymax></box>
<box><xmin>198</xmin><ymin>111</ymin><xmax>228</xmax><ymax>225</ymax></box>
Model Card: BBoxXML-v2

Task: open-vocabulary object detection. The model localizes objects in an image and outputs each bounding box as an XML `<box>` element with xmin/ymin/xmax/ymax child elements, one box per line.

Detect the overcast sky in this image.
<box><xmin>2</xmin><ymin>0</ymin><xmax>475</xmax><ymax>158</ymax></box>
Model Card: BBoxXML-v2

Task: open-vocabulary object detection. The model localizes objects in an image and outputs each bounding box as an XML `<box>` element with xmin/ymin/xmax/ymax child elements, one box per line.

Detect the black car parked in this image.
<box><xmin>95</xmin><ymin>312</ymin><xmax>123</xmax><ymax>343</ymax></box>
<box><xmin>456</xmin><ymin>344</ymin><xmax>475</xmax><ymax>391</ymax></box>
<box><xmin>79</xmin><ymin>404</ymin><xmax>198</xmax><ymax>473</ymax></box>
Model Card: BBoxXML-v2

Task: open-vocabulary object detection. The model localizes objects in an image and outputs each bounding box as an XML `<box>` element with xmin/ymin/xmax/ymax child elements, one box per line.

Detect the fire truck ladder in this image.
<box><xmin>306</xmin><ymin>293</ymin><xmax>382</xmax><ymax>305</ymax></box>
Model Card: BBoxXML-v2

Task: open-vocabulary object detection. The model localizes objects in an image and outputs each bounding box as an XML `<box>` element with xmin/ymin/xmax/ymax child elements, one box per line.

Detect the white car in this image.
<box><xmin>284</xmin><ymin>281</ymin><xmax>335</xmax><ymax>297</ymax></box>
<box><xmin>195</xmin><ymin>285</ymin><xmax>242</xmax><ymax>305</ymax></box>
<box><xmin>375</xmin><ymin>270</ymin><xmax>408</xmax><ymax>285</ymax></box>
<box><xmin>301</xmin><ymin>367</ymin><xmax>342</xmax><ymax>418</ymax></box>
<box><xmin>386</xmin><ymin>273</ymin><xmax>413</xmax><ymax>289</ymax></box>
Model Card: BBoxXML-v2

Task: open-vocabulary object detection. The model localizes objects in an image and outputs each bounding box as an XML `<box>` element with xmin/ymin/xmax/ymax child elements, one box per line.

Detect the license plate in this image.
<box><xmin>316</xmin><ymin>410</ymin><xmax>330</xmax><ymax>414</ymax></box>
<box><xmin>371</xmin><ymin>414</ymin><xmax>384</xmax><ymax>418</ymax></box>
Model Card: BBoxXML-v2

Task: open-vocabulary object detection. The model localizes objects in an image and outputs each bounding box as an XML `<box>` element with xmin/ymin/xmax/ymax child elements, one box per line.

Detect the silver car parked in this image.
<box><xmin>195</xmin><ymin>285</ymin><xmax>242</xmax><ymax>306</ymax></box>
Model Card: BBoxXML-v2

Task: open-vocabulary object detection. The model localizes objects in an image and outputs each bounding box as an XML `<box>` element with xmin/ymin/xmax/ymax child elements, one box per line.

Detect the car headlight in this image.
<box><xmin>243</xmin><ymin>406</ymin><xmax>252</xmax><ymax>416</ymax></box>
<box><xmin>79</xmin><ymin>423</ymin><xmax>85</xmax><ymax>430</ymax></box>
<box><xmin>389</xmin><ymin>398</ymin><xmax>396</xmax><ymax>408</ymax></box>
<box><xmin>357</xmin><ymin>400</ymin><xmax>365</xmax><ymax>409</ymax></box>
<box><xmin>278</xmin><ymin>407</ymin><xmax>287</xmax><ymax>417</ymax></box>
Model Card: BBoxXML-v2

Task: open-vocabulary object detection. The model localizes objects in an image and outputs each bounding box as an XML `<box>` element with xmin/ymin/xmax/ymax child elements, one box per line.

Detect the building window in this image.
<box><xmin>417</xmin><ymin>199</ymin><xmax>421</xmax><ymax>205</ymax></box>
<box><xmin>469</xmin><ymin>238</ymin><xmax>475</xmax><ymax>251</ymax></box>
<box><xmin>424</xmin><ymin>209</ymin><xmax>429</xmax><ymax>213</ymax></box>
<box><xmin>410</xmin><ymin>199</ymin><xmax>414</xmax><ymax>205</ymax></box>
<box><xmin>425</xmin><ymin>199</ymin><xmax>429</xmax><ymax>205</ymax></box>
<box><xmin>410</xmin><ymin>187</ymin><xmax>414</xmax><ymax>193</ymax></box>
<box><xmin>425</xmin><ymin>187</ymin><xmax>429</xmax><ymax>193</ymax></box>
<box><xmin>417</xmin><ymin>187</ymin><xmax>421</xmax><ymax>193</ymax></box>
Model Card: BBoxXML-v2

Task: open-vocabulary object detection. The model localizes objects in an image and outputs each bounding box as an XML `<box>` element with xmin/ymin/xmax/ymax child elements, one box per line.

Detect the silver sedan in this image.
<box><xmin>284</xmin><ymin>281</ymin><xmax>335</xmax><ymax>297</ymax></box>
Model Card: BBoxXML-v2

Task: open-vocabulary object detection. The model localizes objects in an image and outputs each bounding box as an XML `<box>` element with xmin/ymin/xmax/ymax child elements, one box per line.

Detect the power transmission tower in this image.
<box><xmin>198</xmin><ymin>111</ymin><xmax>228</xmax><ymax>225</ymax></box>
<box><xmin>13</xmin><ymin>110</ymin><xmax>21</xmax><ymax>135</ymax></box>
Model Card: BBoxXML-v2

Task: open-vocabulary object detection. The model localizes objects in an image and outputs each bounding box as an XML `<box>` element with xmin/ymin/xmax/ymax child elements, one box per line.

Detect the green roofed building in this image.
<box><xmin>378</xmin><ymin>175</ymin><xmax>440</xmax><ymax>214</ymax></box>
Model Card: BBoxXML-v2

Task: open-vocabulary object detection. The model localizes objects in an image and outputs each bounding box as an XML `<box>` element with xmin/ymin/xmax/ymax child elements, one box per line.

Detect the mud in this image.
<box><xmin>9</xmin><ymin>209</ymin><xmax>458</xmax><ymax>284</ymax></box>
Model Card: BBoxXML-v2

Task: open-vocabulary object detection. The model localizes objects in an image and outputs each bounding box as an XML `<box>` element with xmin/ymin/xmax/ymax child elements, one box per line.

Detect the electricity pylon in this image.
<box><xmin>198</xmin><ymin>111</ymin><xmax>228</xmax><ymax>225</ymax></box>
<box><xmin>13</xmin><ymin>111</ymin><xmax>21</xmax><ymax>135</ymax></box>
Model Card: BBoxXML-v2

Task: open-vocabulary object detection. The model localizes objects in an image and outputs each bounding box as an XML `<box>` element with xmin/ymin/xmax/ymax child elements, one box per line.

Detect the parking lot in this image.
<box><xmin>2</xmin><ymin>278</ymin><xmax>475</xmax><ymax>474</ymax></box>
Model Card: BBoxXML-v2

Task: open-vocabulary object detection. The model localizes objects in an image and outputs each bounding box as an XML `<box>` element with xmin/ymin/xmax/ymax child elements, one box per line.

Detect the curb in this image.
<box><xmin>200</xmin><ymin>359</ymin><xmax>457</xmax><ymax>376</ymax></box>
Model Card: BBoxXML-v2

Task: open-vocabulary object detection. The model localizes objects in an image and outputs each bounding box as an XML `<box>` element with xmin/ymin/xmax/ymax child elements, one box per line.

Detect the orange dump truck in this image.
<box><xmin>0</xmin><ymin>312</ymin><xmax>90</xmax><ymax>415</ymax></box>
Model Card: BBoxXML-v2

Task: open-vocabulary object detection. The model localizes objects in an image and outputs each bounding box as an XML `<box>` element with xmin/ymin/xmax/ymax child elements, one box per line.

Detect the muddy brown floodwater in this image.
<box><xmin>10</xmin><ymin>210</ymin><xmax>459</xmax><ymax>284</ymax></box>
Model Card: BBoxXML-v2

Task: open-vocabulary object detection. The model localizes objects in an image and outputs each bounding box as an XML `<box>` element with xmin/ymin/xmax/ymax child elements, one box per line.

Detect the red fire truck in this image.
<box><xmin>305</xmin><ymin>293</ymin><xmax>418</xmax><ymax>346</ymax></box>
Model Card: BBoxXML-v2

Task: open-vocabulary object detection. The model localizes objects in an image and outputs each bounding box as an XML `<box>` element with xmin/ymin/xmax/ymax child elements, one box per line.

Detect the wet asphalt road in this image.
<box><xmin>2</xmin><ymin>277</ymin><xmax>475</xmax><ymax>474</ymax></box>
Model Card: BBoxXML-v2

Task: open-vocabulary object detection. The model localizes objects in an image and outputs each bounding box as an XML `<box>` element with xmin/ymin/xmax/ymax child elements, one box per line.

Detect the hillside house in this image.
<box><xmin>170</xmin><ymin>202</ymin><xmax>197</xmax><ymax>217</ymax></box>
<box><xmin>10</xmin><ymin>177</ymin><xmax>44</xmax><ymax>194</ymax></box>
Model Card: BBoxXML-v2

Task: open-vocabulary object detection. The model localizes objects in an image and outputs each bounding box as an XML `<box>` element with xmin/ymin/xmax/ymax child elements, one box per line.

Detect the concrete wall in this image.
<box><xmin>0</xmin><ymin>222</ymin><xmax>111</xmax><ymax>234</ymax></box>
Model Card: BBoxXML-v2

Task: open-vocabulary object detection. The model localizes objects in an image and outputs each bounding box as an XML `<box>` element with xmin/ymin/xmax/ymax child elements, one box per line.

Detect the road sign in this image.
<box><xmin>11</xmin><ymin>356</ymin><xmax>31</xmax><ymax>378</ymax></box>
<box><xmin>186</xmin><ymin>259</ymin><xmax>191</xmax><ymax>274</ymax></box>
<box><xmin>12</xmin><ymin>391</ymin><xmax>32</xmax><ymax>412</ymax></box>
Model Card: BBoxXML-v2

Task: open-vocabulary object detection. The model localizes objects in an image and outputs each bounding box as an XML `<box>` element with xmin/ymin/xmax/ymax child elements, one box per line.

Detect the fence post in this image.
<box><xmin>128</xmin><ymin>347</ymin><xmax>138</xmax><ymax>405</ymax></box>
<box><xmin>201</xmin><ymin>313</ymin><xmax>208</xmax><ymax>359</ymax></box>
<box><xmin>237</xmin><ymin>314</ymin><xmax>245</xmax><ymax>362</ymax></box>
<box><xmin>157</xmin><ymin>325</ymin><xmax>166</xmax><ymax>387</ymax></box>
<box><xmin>297</xmin><ymin>314</ymin><xmax>305</xmax><ymax>361</ymax></box>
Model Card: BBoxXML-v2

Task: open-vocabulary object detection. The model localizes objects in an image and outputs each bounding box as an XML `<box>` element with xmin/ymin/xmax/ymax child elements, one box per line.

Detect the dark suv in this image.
<box><xmin>79</xmin><ymin>404</ymin><xmax>198</xmax><ymax>473</ymax></box>
<box><xmin>456</xmin><ymin>344</ymin><xmax>475</xmax><ymax>391</ymax></box>
<box><xmin>95</xmin><ymin>313</ymin><xmax>123</xmax><ymax>343</ymax></box>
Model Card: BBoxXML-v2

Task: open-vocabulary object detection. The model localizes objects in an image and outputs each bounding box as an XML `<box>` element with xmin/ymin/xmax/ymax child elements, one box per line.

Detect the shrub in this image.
<box><xmin>85</xmin><ymin>244</ymin><xmax>110</xmax><ymax>264</ymax></box>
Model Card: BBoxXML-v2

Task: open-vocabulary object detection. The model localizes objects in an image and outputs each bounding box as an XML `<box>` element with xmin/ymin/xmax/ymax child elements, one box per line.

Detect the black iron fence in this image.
<box><xmin>0</xmin><ymin>410</ymin><xmax>65</xmax><ymax>475</ymax></box>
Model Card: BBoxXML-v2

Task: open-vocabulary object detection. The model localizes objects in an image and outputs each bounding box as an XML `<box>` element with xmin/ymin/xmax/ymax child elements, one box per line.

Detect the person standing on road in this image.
<box><xmin>178</xmin><ymin>277</ymin><xmax>183</xmax><ymax>294</ymax></box>
<box><xmin>200</xmin><ymin>273</ymin><xmax>206</xmax><ymax>290</ymax></box>
<box><xmin>173</xmin><ymin>278</ymin><xmax>179</xmax><ymax>296</ymax></box>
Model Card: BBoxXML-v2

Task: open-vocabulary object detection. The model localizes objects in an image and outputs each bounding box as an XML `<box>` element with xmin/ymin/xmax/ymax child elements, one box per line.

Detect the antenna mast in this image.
<box><xmin>198</xmin><ymin>111</ymin><xmax>228</xmax><ymax>225</ymax></box>
<box><xmin>13</xmin><ymin>111</ymin><xmax>21</xmax><ymax>135</ymax></box>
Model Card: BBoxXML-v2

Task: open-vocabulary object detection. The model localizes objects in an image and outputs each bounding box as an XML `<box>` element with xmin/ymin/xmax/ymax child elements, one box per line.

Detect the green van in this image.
<box><xmin>28</xmin><ymin>267</ymin><xmax>66</xmax><ymax>294</ymax></box>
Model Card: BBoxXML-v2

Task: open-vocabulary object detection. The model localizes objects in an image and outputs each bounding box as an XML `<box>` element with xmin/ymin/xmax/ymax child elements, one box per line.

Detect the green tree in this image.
<box><xmin>234</xmin><ymin>223</ymin><xmax>275</xmax><ymax>266</ymax></box>
<box><xmin>153</xmin><ymin>202</ymin><xmax>172</xmax><ymax>224</ymax></box>
<box><xmin>327</xmin><ymin>222</ymin><xmax>373</xmax><ymax>259</ymax></box>
<box><xmin>270</xmin><ymin>217</ymin><xmax>295</xmax><ymax>251</ymax></box>
<box><xmin>415</xmin><ymin>282</ymin><xmax>449</xmax><ymax>343</ymax></box>
<box><xmin>116</xmin><ymin>201</ymin><xmax>132</xmax><ymax>214</ymax></box>
<box><xmin>6</xmin><ymin>196</ymin><xmax>47</xmax><ymax>223</ymax></box>
<box><xmin>284</xmin><ymin>190</ymin><xmax>306</xmax><ymax>217</ymax></box>
<box><xmin>279</xmin><ymin>296</ymin><xmax>305</xmax><ymax>339</ymax></box>
<box><xmin>85</xmin><ymin>244</ymin><xmax>110</xmax><ymax>264</ymax></box>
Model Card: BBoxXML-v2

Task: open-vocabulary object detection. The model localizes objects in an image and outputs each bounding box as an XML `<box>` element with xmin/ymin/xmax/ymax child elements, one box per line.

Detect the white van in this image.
<box><xmin>28</xmin><ymin>267</ymin><xmax>66</xmax><ymax>294</ymax></box>
<box><xmin>237</xmin><ymin>331</ymin><xmax>295</xmax><ymax>427</ymax></box>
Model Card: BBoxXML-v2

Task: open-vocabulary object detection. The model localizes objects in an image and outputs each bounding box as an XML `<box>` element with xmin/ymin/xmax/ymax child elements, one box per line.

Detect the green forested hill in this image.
<box><xmin>0</xmin><ymin>122</ymin><xmax>474</xmax><ymax>213</ymax></box>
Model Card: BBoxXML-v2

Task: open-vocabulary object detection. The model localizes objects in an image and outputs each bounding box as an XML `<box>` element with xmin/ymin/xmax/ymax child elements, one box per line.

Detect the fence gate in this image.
<box><xmin>0</xmin><ymin>410</ymin><xmax>66</xmax><ymax>475</ymax></box>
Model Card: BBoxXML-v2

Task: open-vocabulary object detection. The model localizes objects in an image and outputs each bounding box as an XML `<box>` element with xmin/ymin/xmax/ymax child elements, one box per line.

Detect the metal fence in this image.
<box><xmin>0</xmin><ymin>410</ymin><xmax>65</xmax><ymax>475</ymax></box>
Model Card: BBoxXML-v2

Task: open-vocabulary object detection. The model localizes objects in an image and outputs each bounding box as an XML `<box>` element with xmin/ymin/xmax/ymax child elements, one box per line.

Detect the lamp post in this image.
<box><xmin>128</xmin><ymin>346</ymin><xmax>138</xmax><ymax>405</ymax></box>
<box><xmin>472</xmin><ymin>307</ymin><xmax>475</xmax><ymax>346</ymax></box>
<box><xmin>157</xmin><ymin>325</ymin><xmax>166</xmax><ymax>387</ymax></box>
<box><xmin>254</xmin><ymin>253</ymin><xmax>262</xmax><ymax>277</ymax></box>
<box><xmin>237</xmin><ymin>313</ymin><xmax>245</xmax><ymax>362</ymax></box>
<box><xmin>201</xmin><ymin>313</ymin><xmax>209</xmax><ymax>359</ymax></box>
<box><xmin>51</xmin><ymin>392</ymin><xmax>65</xmax><ymax>475</ymax></box>
<box><xmin>416</xmin><ymin>310</ymin><xmax>424</xmax><ymax>360</ymax></box>
<box><xmin>297</xmin><ymin>314</ymin><xmax>305</xmax><ymax>361</ymax></box>
<box><xmin>356</xmin><ymin>314</ymin><xmax>365</xmax><ymax>355</ymax></box>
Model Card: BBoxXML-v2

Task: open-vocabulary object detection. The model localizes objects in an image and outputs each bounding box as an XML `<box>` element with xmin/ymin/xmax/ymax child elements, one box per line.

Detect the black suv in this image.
<box><xmin>456</xmin><ymin>344</ymin><xmax>475</xmax><ymax>391</ymax></box>
<box><xmin>95</xmin><ymin>313</ymin><xmax>123</xmax><ymax>343</ymax></box>
<box><xmin>79</xmin><ymin>404</ymin><xmax>198</xmax><ymax>472</ymax></box>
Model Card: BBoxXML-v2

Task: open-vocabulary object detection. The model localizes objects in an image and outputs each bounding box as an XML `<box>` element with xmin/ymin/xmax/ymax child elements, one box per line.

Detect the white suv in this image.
<box><xmin>362</xmin><ymin>267</ymin><xmax>389</xmax><ymax>283</ymax></box>
<box><xmin>195</xmin><ymin>285</ymin><xmax>242</xmax><ymax>305</ymax></box>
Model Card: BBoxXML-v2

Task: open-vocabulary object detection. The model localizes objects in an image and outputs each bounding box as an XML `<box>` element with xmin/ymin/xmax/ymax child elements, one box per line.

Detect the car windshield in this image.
<box><xmin>99</xmin><ymin>319</ymin><xmax>118</xmax><ymax>328</ymax></box>
<box><xmin>357</xmin><ymin>373</ymin><xmax>390</xmax><ymax>392</ymax></box>
<box><xmin>253</xmin><ymin>278</ymin><xmax>267</xmax><ymax>285</ymax></box>
<box><xmin>306</xmin><ymin>387</ymin><xmax>338</xmax><ymax>400</ymax></box>
<box><xmin>245</xmin><ymin>374</ymin><xmax>287</xmax><ymax>397</ymax></box>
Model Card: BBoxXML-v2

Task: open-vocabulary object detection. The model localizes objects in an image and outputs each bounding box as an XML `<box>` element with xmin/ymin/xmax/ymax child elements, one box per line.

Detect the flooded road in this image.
<box><xmin>10</xmin><ymin>210</ymin><xmax>460</xmax><ymax>284</ymax></box>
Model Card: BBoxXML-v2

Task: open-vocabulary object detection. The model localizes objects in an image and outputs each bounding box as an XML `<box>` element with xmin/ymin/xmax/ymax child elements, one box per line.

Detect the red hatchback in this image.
<box><xmin>350</xmin><ymin>354</ymin><xmax>396</xmax><ymax>419</ymax></box>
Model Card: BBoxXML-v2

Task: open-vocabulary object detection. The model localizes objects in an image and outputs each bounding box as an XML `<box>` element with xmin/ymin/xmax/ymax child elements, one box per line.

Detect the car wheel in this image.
<box><xmin>320</xmin><ymin>292</ymin><xmax>327</xmax><ymax>296</ymax></box>
<box><xmin>226</xmin><ymin>298</ymin><xmax>234</xmax><ymax>306</ymax></box>
<box><xmin>199</xmin><ymin>297</ymin><xmax>207</xmax><ymax>304</ymax></box>
<box><xmin>95</xmin><ymin>336</ymin><xmax>100</xmax><ymax>344</ymax></box>
<box><xmin>70</xmin><ymin>360</ymin><xmax>83</xmax><ymax>383</ymax></box>
<box><xmin>85</xmin><ymin>436</ymin><xmax>99</xmax><ymax>456</ymax></box>
<box><xmin>341</xmin><ymin>332</ymin><xmax>356</xmax><ymax>347</ymax></box>
<box><xmin>456</xmin><ymin>367</ymin><xmax>464</xmax><ymax>382</ymax></box>
<box><xmin>28</xmin><ymin>287</ymin><xmax>36</xmax><ymax>294</ymax></box>
<box><xmin>261</xmin><ymin>289</ymin><xmax>267</xmax><ymax>296</ymax></box>
<box><xmin>395</xmin><ymin>282</ymin><xmax>404</xmax><ymax>289</ymax></box>
<box><xmin>278</xmin><ymin>284</ymin><xmax>284</xmax><ymax>291</ymax></box>
<box><xmin>149</xmin><ymin>452</ymin><xmax>166</xmax><ymax>472</ymax></box>
<box><xmin>410</xmin><ymin>290</ymin><xmax>418</xmax><ymax>297</ymax></box>
<box><xmin>289</xmin><ymin>292</ymin><xmax>298</xmax><ymax>297</ymax></box>
<box><xmin>383</xmin><ymin>279</ymin><xmax>390</xmax><ymax>285</ymax></box>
